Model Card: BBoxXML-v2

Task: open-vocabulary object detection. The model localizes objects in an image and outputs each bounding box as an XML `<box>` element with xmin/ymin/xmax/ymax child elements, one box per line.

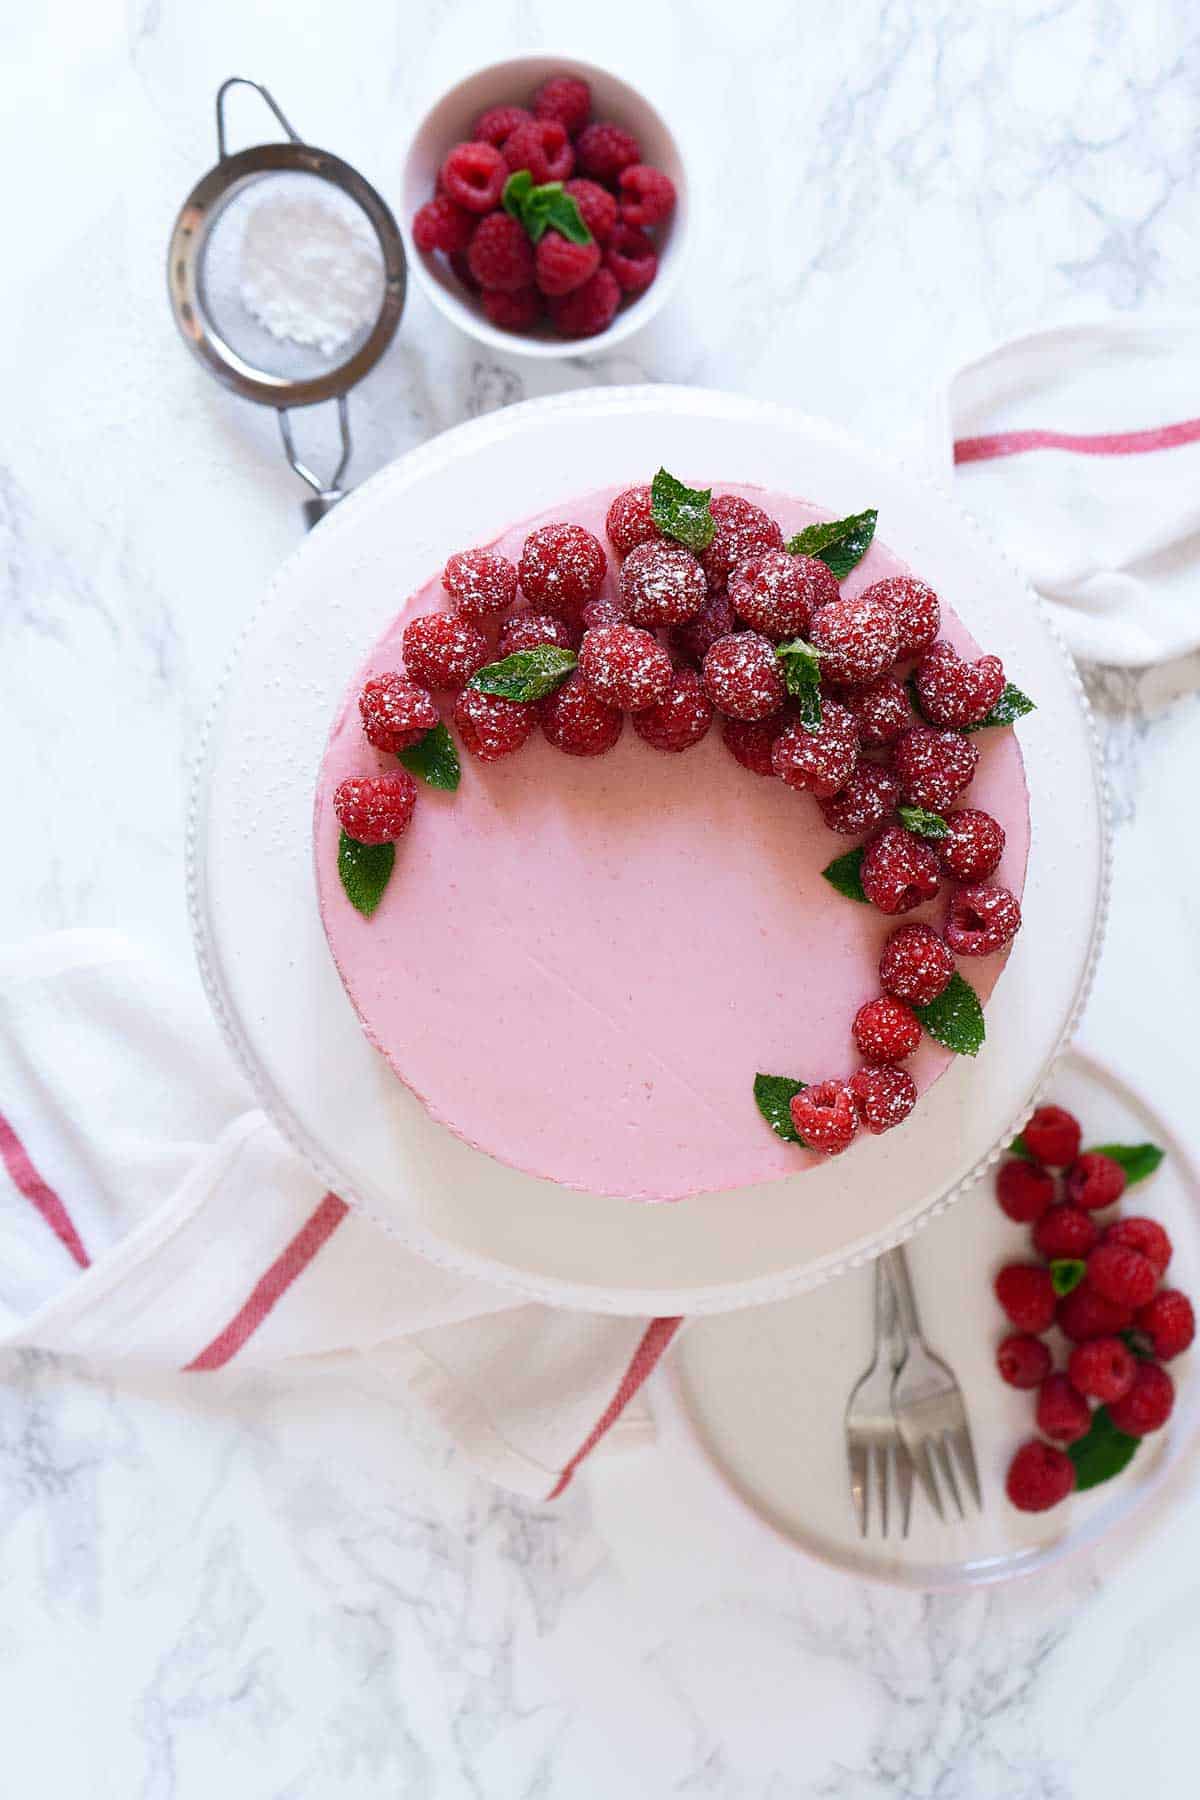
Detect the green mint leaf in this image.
<box><xmin>914</xmin><ymin>971</ymin><xmax>985</xmax><ymax>1057</ymax></box>
<box><xmin>1120</xmin><ymin>1328</ymin><xmax>1156</xmax><ymax>1362</ymax></box>
<box><xmin>469</xmin><ymin>646</ymin><xmax>577</xmax><ymax>702</ymax></box>
<box><xmin>502</xmin><ymin>170</ymin><xmax>534</xmax><ymax>220</ymax></box>
<box><xmin>502</xmin><ymin>174</ymin><xmax>593</xmax><ymax>246</ymax></box>
<box><xmin>1008</xmin><ymin>1133</ymin><xmax>1034</xmax><ymax>1160</ymax></box>
<box><xmin>337</xmin><ymin>831</ymin><xmax>394</xmax><ymax>919</ymax></box>
<box><xmin>962</xmin><ymin>682</ymin><xmax>1036</xmax><ymax>732</ymax></box>
<box><xmin>1083</xmin><ymin>1142</ymin><xmax>1165</xmax><ymax>1188</ymax></box>
<box><xmin>650</xmin><ymin>468</ymin><xmax>716</xmax><ymax>552</ymax></box>
<box><xmin>785</xmin><ymin>508</ymin><xmax>878</xmax><ymax>581</ymax></box>
<box><xmin>1067</xmin><ymin>1405</ymin><xmax>1140</xmax><ymax>1493</ymax></box>
<box><xmin>898</xmin><ymin>805</ymin><xmax>949</xmax><ymax>840</ymax></box>
<box><xmin>754</xmin><ymin>1073</ymin><xmax>808</xmax><ymax>1145</ymax></box>
<box><xmin>775</xmin><ymin>639</ymin><xmax>823</xmax><ymax>728</ymax></box>
<box><xmin>544</xmin><ymin>190</ymin><xmax>592</xmax><ymax>245</ymax></box>
<box><xmin>398</xmin><ymin>721</ymin><xmax>460</xmax><ymax>791</ymax></box>
<box><xmin>1050</xmin><ymin>1257</ymin><xmax>1087</xmax><ymax>1297</ymax></box>
<box><xmin>821</xmin><ymin>847</ymin><xmax>869</xmax><ymax>904</ymax></box>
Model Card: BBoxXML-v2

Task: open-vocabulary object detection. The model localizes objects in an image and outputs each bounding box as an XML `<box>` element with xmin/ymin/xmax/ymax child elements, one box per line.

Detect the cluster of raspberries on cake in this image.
<box><xmin>992</xmin><ymin>1105</ymin><xmax>1192</xmax><ymax>1512</ymax></box>
<box><xmin>411</xmin><ymin>73</ymin><xmax>676</xmax><ymax>339</ymax></box>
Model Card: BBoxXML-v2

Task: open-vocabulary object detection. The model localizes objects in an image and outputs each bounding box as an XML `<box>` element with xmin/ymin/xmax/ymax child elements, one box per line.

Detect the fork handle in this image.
<box><xmin>883</xmin><ymin>1247</ymin><xmax>923</xmax><ymax>1341</ymax></box>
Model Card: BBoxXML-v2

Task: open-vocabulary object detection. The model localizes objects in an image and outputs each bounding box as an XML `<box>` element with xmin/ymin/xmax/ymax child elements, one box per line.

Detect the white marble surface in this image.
<box><xmin>3</xmin><ymin>0</ymin><xmax>1200</xmax><ymax>1792</ymax></box>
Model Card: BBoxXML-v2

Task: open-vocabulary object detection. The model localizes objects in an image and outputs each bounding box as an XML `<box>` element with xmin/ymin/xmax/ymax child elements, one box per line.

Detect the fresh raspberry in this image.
<box><xmin>334</xmin><ymin>772</ymin><xmax>417</xmax><ymax>846</ymax></box>
<box><xmin>535</xmin><ymin>230</ymin><xmax>601</xmax><ymax>296</ymax></box>
<box><xmin>728</xmin><ymin>551</ymin><xmax>835</xmax><ymax>639</ymax></box>
<box><xmin>604</xmin><ymin>223</ymin><xmax>658</xmax><ymax>294</ymax></box>
<box><xmin>1102</xmin><ymin>1216</ymin><xmax>1171</xmax><ymax>1275</ymax></box>
<box><xmin>621</xmin><ymin>541</ymin><xmax>708</xmax><ymax>627</ymax></box>
<box><xmin>451</xmin><ymin>686</ymin><xmax>534</xmax><ymax>762</ymax></box>
<box><xmin>578</xmin><ymin>623</ymin><xmax>672</xmax><ymax>711</ymax></box>
<box><xmin>1035</xmin><ymin>1373</ymin><xmax>1092</xmax><ymax>1444</ymax></box>
<box><xmin>443</xmin><ymin>548</ymin><xmax>518</xmax><ymax>621</ymax></box>
<box><xmin>531</xmin><ymin>75</ymin><xmax>591</xmax><ymax>134</ymax></box>
<box><xmin>995</xmin><ymin>1263</ymin><xmax>1058</xmax><ymax>1332</ymax></box>
<box><xmin>1033</xmin><ymin>1204</ymin><xmax>1099</xmax><ymax>1261</ymax></box>
<box><xmin>439</xmin><ymin>141</ymin><xmax>508</xmax><ymax>213</ymax></box>
<box><xmin>699</xmin><ymin>495</ymin><xmax>785</xmax><ymax>590</ymax></box>
<box><xmin>669</xmin><ymin>594</ymin><xmax>736</xmax><ymax>669</ymax></box>
<box><xmin>472</xmin><ymin>104</ymin><xmax>532</xmax><ymax>147</ymax></box>
<box><xmin>402</xmin><ymin>612</ymin><xmax>488</xmax><ymax>689</ymax></box>
<box><xmin>501</xmin><ymin>118</ymin><xmax>574</xmax><ymax>184</ymax></box>
<box><xmin>996</xmin><ymin>1159</ymin><xmax>1056</xmax><ymax>1224</ymax></box>
<box><xmin>449</xmin><ymin>248</ymin><xmax>479</xmax><ymax>291</ymax></box>
<box><xmin>704</xmin><ymin>634</ymin><xmax>786</xmax><ymax>723</ymax></box>
<box><xmin>860</xmin><ymin>826</ymin><xmax>941</xmax><ymax>915</ymax></box>
<box><xmin>722</xmin><ymin>712</ymin><xmax>786</xmax><ymax>777</ymax></box>
<box><xmin>1086</xmin><ymin>1242</ymin><xmax>1158</xmax><ymax>1310</ymax></box>
<box><xmin>1107</xmin><ymin>1361</ymin><xmax>1175</xmax><ymax>1436</ymax></box>
<box><xmin>789</xmin><ymin>1081</ymin><xmax>858</xmax><ymax>1156</ymax></box>
<box><xmin>1065</xmin><ymin>1153</ymin><xmax>1127</xmax><ymax>1212</ymax></box>
<box><xmin>606</xmin><ymin>485</ymin><xmax>658</xmax><ymax>555</ymax></box>
<box><xmin>893</xmin><ymin>728</ymin><xmax>980</xmax><ymax>811</ymax></box>
<box><xmin>618</xmin><ymin>163</ymin><xmax>677</xmax><ymax>227</ymax></box>
<box><xmin>944</xmin><ymin>883</ymin><xmax>1022</xmax><ymax>957</ymax></box>
<box><xmin>1134</xmin><ymin>1290</ymin><xmax>1195</xmax><ymax>1360</ymax></box>
<box><xmin>481</xmin><ymin>287</ymin><xmax>543</xmax><ymax>332</ymax></box>
<box><xmin>540</xmin><ymin>673</ymin><xmax>623</xmax><ymax>756</ymax></box>
<box><xmin>580</xmin><ymin>597</ymin><xmax>626</xmax><ymax>632</ymax></box>
<box><xmin>816</xmin><ymin>763</ymin><xmax>899</xmax><ymax>836</ymax></box>
<box><xmin>632</xmin><ymin>666</ymin><xmax>713</xmax><ymax>752</ymax></box>
<box><xmin>1057</xmin><ymin>1283</ymin><xmax>1133</xmax><ymax>1342</ymax></box>
<box><xmin>847</xmin><ymin>1064</ymin><xmax>917</xmax><ymax>1133</ymax></box>
<box><xmin>1067</xmin><ymin>1336</ymin><xmax>1137</xmax><ymax>1404</ymax></box>
<box><xmin>1021</xmin><ymin>1105</ymin><xmax>1082</xmax><ymax>1168</ymax></box>
<box><xmin>564</xmin><ymin>178</ymin><xmax>618</xmax><ymax>244</ymax></box>
<box><xmin>860</xmin><ymin>576</ymin><xmax>941</xmax><ymax>658</ymax></box>
<box><xmin>809</xmin><ymin>594</ymin><xmax>901</xmax><ymax>687</ymax></box>
<box><xmin>518</xmin><ymin>523</ymin><xmax>607</xmax><ymax>614</ymax></box>
<box><xmin>467</xmin><ymin>212</ymin><xmax>536</xmax><ymax>291</ymax></box>
<box><xmin>498</xmin><ymin>612</ymin><xmax>576</xmax><ymax>657</ymax></box>
<box><xmin>358</xmin><ymin>672</ymin><xmax>438</xmax><ymax>753</ymax></box>
<box><xmin>879</xmin><ymin>923</ymin><xmax>954</xmax><ymax>1006</ymax></box>
<box><xmin>938</xmin><ymin>809</ymin><xmax>1005</xmax><ymax>883</ymax></box>
<box><xmin>852</xmin><ymin>995</ymin><xmax>922</xmax><ymax>1063</ymax></box>
<box><xmin>576</xmin><ymin>120</ymin><xmax>641</xmax><ymax>183</ymax></box>
<box><xmin>996</xmin><ymin>1333</ymin><xmax>1052</xmax><ymax>1389</ymax></box>
<box><xmin>412</xmin><ymin>194</ymin><xmax>476</xmax><ymax>254</ymax></box>
<box><xmin>1005</xmin><ymin>1440</ymin><xmax>1076</xmax><ymax>1513</ymax></box>
<box><xmin>842</xmin><ymin>676</ymin><xmax>915</xmax><ymax>747</ymax></box>
<box><xmin>772</xmin><ymin>702</ymin><xmax>860</xmax><ymax>798</ymax></box>
<box><xmin>548</xmin><ymin>267</ymin><xmax>621</xmax><ymax>337</ymax></box>
<box><xmin>915</xmin><ymin>641</ymin><xmax>1006</xmax><ymax>729</ymax></box>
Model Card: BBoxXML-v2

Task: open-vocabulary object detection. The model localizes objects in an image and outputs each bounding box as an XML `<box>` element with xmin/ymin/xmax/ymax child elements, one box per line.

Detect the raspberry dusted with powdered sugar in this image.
<box><xmin>473</xmin><ymin>104</ymin><xmax>532</xmax><ymax>147</ymax></box>
<box><xmin>1035</xmin><ymin>1373</ymin><xmax>1092</xmax><ymax>1445</ymax></box>
<box><xmin>852</xmin><ymin>995</ymin><xmax>922</xmax><ymax>1064</ymax></box>
<box><xmin>1068</xmin><ymin>1337</ymin><xmax>1137</xmax><ymax>1404</ymax></box>
<box><xmin>518</xmin><ymin>523</ymin><xmax>607</xmax><ymax>614</ymax></box>
<box><xmin>1087</xmin><ymin>1242</ymin><xmax>1158</xmax><ymax>1310</ymax></box>
<box><xmin>606</xmin><ymin>485</ymin><xmax>659</xmax><ymax>556</ymax></box>
<box><xmin>578</xmin><ymin>624</ymin><xmax>673</xmax><ymax>712</ymax></box>
<box><xmin>809</xmin><ymin>592</ymin><xmax>901</xmax><ymax>686</ymax></box>
<box><xmin>893</xmin><ymin>728</ymin><xmax>980</xmax><ymax>812</ymax></box>
<box><xmin>620</xmin><ymin>540</ymin><xmax>708</xmax><ymax>626</ymax></box>
<box><xmin>498</xmin><ymin>612</ymin><xmax>577</xmax><ymax>657</ymax></box>
<box><xmin>549</xmin><ymin>268</ymin><xmax>621</xmax><ymax>337</ymax></box>
<box><xmin>1135</xmin><ymin>1290</ymin><xmax>1195</xmax><ymax>1360</ymax></box>
<box><xmin>938</xmin><ymin>809</ymin><xmax>1005</xmax><ymax>883</ymax></box>
<box><xmin>995</xmin><ymin>1159</ymin><xmax>1055</xmax><ymax>1224</ymax></box>
<box><xmin>482</xmin><ymin>288</ymin><xmax>543</xmax><ymax>332</ymax></box>
<box><xmin>467</xmin><ymin>212</ymin><xmax>536</xmax><ymax>291</ymax></box>
<box><xmin>1033</xmin><ymin>1204</ymin><xmax>1098</xmax><ymax>1261</ymax></box>
<box><xmin>699</xmin><ymin>495</ymin><xmax>785</xmax><ymax>589</ymax></box>
<box><xmin>412</xmin><ymin>194</ymin><xmax>476</xmax><ymax>255</ymax></box>
<box><xmin>670</xmin><ymin>594</ymin><xmax>736</xmax><ymax>669</ymax></box>
<box><xmin>847</xmin><ymin>1064</ymin><xmax>917</xmax><ymax>1134</ymax></box>
<box><xmin>632</xmin><ymin>666</ymin><xmax>714</xmax><ymax>753</ymax></box>
<box><xmin>879</xmin><ymin>923</ymin><xmax>954</xmax><ymax>1006</ymax></box>
<box><xmin>772</xmin><ymin>702</ymin><xmax>860</xmax><ymax>798</ymax></box>
<box><xmin>564</xmin><ymin>178</ymin><xmax>618</xmax><ymax>245</ymax></box>
<box><xmin>915</xmin><ymin>641</ymin><xmax>1006</xmax><ymax>729</ymax></box>
<box><xmin>790</xmin><ymin>1081</ymin><xmax>859</xmax><ymax>1156</ymax></box>
<box><xmin>1057</xmin><ymin>1283</ymin><xmax>1133</xmax><ymax>1342</ymax></box>
<box><xmin>604</xmin><ymin>224</ymin><xmax>659</xmax><ymax>294</ymax></box>
<box><xmin>1065</xmin><ymin>1153</ymin><xmax>1127</xmax><ymax>1212</ymax></box>
<box><xmin>728</xmin><ymin>551</ymin><xmax>835</xmax><ymax>640</ymax></box>
<box><xmin>501</xmin><ymin>118</ymin><xmax>575</xmax><ymax>184</ymax></box>
<box><xmin>704</xmin><ymin>634</ymin><xmax>786</xmax><ymax>722</ymax></box>
<box><xmin>358</xmin><ymin>672</ymin><xmax>439</xmax><ymax>753</ymax></box>
<box><xmin>944</xmin><ymin>883</ymin><xmax>1022</xmax><ymax>956</ymax></box>
<box><xmin>842</xmin><ymin>676</ymin><xmax>914</xmax><ymax>747</ymax></box>
<box><xmin>722</xmin><ymin>712</ymin><xmax>785</xmax><ymax>777</ymax></box>
<box><xmin>996</xmin><ymin>1333</ymin><xmax>1052</xmax><ymax>1390</ymax></box>
<box><xmin>1006</xmin><ymin>1440</ymin><xmax>1076</xmax><ymax>1513</ymax></box>
<box><xmin>535</xmin><ymin>230</ymin><xmax>601</xmax><ymax>296</ymax></box>
<box><xmin>576</xmin><ymin>120</ymin><xmax>642</xmax><ymax>183</ymax></box>
<box><xmin>817</xmin><ymin>764</ymin><xmax>899</xmax><ymax>837</ymax></box>
<box><xmin>334</xmin><ymin>773</ymin><xmax>417</xmax><ymax>845</ymax></box>
<box><xmin>443</xmin><ymin>548</ymin><xmax>518</xmax><ymax>621</ymax></box>
<box><xmin>860</xmin><ymin>575</ymin><xmax>941</xmax><ymax>658</ymax></box>
<box><xmin>1022</xmin><ymin>1105</ymin><xmax>1082</xmax><ymax>1169</ymax></box>
<box><xmin>452</xmin><ymin>687</ymin><xmax>535</xmax><ymax>763</ymax></box>
<box><xmin>440</xmin><ymin>141</ymin><xmax>508</xmax><ymax>213</ymax></box>
<box><xmin>1108</xmin><ymin>1362</ymin><xmax>1175</xmax><ymax>1436</ymax></box>
<box><xmin>860</xmin><ymin>826</ymin><xmax>941</xmax><ymax>915</ymax></box>
<box><xmin>402</xmin><ymin>613</ymin><xmax>489</xmax><ymax>690</ymax></box>
<box><xmin>541</xmin><ymin>673</ymin><xmax>623</xmax><ymax>757</ymax></box>
<box><xmin>995</xmin><ymin>1263</ymin><xmax>1057</xmax><ymax>1333</ymax></box>
<box><xmin>532</xmin><ymin>75</ymin><xmax>591</xmax><ymax>134</ymax></box>
<box><xmin>618</xmin><ymin>164</ymin><xmax>677</xmax><ymax>228</ymax></box>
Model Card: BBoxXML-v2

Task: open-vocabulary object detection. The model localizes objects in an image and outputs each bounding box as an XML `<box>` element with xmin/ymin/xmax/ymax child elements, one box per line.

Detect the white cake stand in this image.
<box><xmin>189</xmin><ymin>387</ymin><xmax>1108</xmax><ymax>1316</ymax></box>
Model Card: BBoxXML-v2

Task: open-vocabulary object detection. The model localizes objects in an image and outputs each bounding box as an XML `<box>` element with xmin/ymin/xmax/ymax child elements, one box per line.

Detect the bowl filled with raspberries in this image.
<box><xmin>402</xmin><ymin>54</ymin><xmax>687</xmax><ymax>354</ymax></box>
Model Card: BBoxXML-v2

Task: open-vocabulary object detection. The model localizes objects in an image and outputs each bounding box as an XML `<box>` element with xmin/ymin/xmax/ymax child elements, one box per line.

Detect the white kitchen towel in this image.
<box><xmin>943</xmin><ymin>317</ymin><xmax>1200</xmax><ymax>667</ymax></box>
<box><xmin>0</xmin><ymin>930</ymin><xmax>678</xmax><ymax>1500</ymax></box>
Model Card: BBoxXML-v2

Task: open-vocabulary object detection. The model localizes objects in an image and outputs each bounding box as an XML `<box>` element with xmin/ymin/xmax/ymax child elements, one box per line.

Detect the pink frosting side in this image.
<box><xmin>315</xmin><ymin>485</ymin><xmax>1030</xmax><ymax>1202</ymax></box>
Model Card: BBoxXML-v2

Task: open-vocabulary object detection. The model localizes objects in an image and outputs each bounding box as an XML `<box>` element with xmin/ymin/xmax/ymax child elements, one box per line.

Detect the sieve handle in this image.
<box><xmin>278</xmin><ymin>397</ymin><xmax>353</xmax><ymax>530</ymax></box>
<box><xmin>215</xmin><ymin>77</ymin><xmax>301</xmax><ymax>160</ymax></box>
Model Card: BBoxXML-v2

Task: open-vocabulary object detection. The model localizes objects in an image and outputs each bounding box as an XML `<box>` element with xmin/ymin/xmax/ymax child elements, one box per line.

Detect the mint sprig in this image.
<box><xmin>469</xmin><ymin>646</ymin><xmax>577</xmax><ymax>703</ymax></box>
<box><xmin>1068</xmin><ymin>1406</ymin><xmax>1140</xmax><ymax>1492</ymax></box>
<box><xmin>338</xmin><ymin>831</ymin><xmax>395</xmax><ymax>918</ymax></box>
<box><xmin>1050</xmin><ymin>1257</ymin><xmax>1087</xmax><ymax>1297</ymax></box>
<box><xmin>753</xmin><ymin>1073</ymin><xmax>808</xmax><ymax>1145</ymax></box>
<box><xmin>398</xmin><ymin>721</ymin><xmax>460</xmax><ymax>791</ymax></box>
<box><xmin>775</xmin><ymin>639</ymin><xmax>823</xmax><ymax>729</ymax></box>
<box><xmin>821</xmin><ymin>847</ymin><xmax>869</xmax><ymax>903</ymax></box>
<box><xmin>650</xmin><ymin>468</ymin><xmax>716</xmax><ymax>552</ymax></box>
<box><xmin>962</xmin><ymin>683</ymin><xmax>1036</xmax><ymax>732</ymax></box>
<box><xmin>1084</xmin><ymin>1142</ymin><xmax>1165</xmax><ymax>1188</ymax></box>
<box><xmin>502</xmin><ymin>171</ymin><xmax>591</xmax><ymax>245</ymax></box>
<box><xmin>1008</xmin><ymin>1133</ymin><xmax>1034</xmax><ymax>1160</ymax></box>
<box><xmin>898</xmin><ymin>805</ymin><xmax>949</xmax><ymax>840</ymax></box>
<box><xmin>786</xmin><ymin>509</ymin><xmax>878</xmax><ymax>581</ymax></box>
<box><xmin>914</xmin><ymin>971</ymin><xmax>985</xmax><ymax>1057</ymax></box>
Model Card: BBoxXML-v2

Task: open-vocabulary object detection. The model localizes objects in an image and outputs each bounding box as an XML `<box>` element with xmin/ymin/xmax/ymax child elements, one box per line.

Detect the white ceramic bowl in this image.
<box><xmin>400</xmin><ymin>52</ymin><xmax>689</xmax><ymax>359</ymax></box>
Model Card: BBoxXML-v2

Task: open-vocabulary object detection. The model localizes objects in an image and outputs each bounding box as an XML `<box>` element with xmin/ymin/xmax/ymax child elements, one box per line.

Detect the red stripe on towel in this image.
<box><xmin>954</xmin><ymin>417</ymin><xmax>1200</xmax><ymax>464</ymax></box>
<box><xmin>184</xmin><ymin>1191</ymin><xmax>349</xmax><ymax>1371</ymax></box>
<box><xmin>0</xmin><ymin>1108</ymin><xmax>90</xmax><ymax>1268</ymax></box>
<box><xmin>546</xmin><ymin>1315</ymin><xmax>683</xmax><ymax>1499</ymax></box>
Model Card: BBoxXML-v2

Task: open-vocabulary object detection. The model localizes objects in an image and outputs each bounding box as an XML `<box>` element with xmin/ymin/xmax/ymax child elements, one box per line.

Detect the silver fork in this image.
<box><xmin>844</xmin><ymin>1257</ymin><xmax>915</xmax><ymax>1538</ymax></box>
<box><xmin>886</xmin><ymin>1246</ymin><xmax>982</xmax><ymax>1521</ymax></box>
